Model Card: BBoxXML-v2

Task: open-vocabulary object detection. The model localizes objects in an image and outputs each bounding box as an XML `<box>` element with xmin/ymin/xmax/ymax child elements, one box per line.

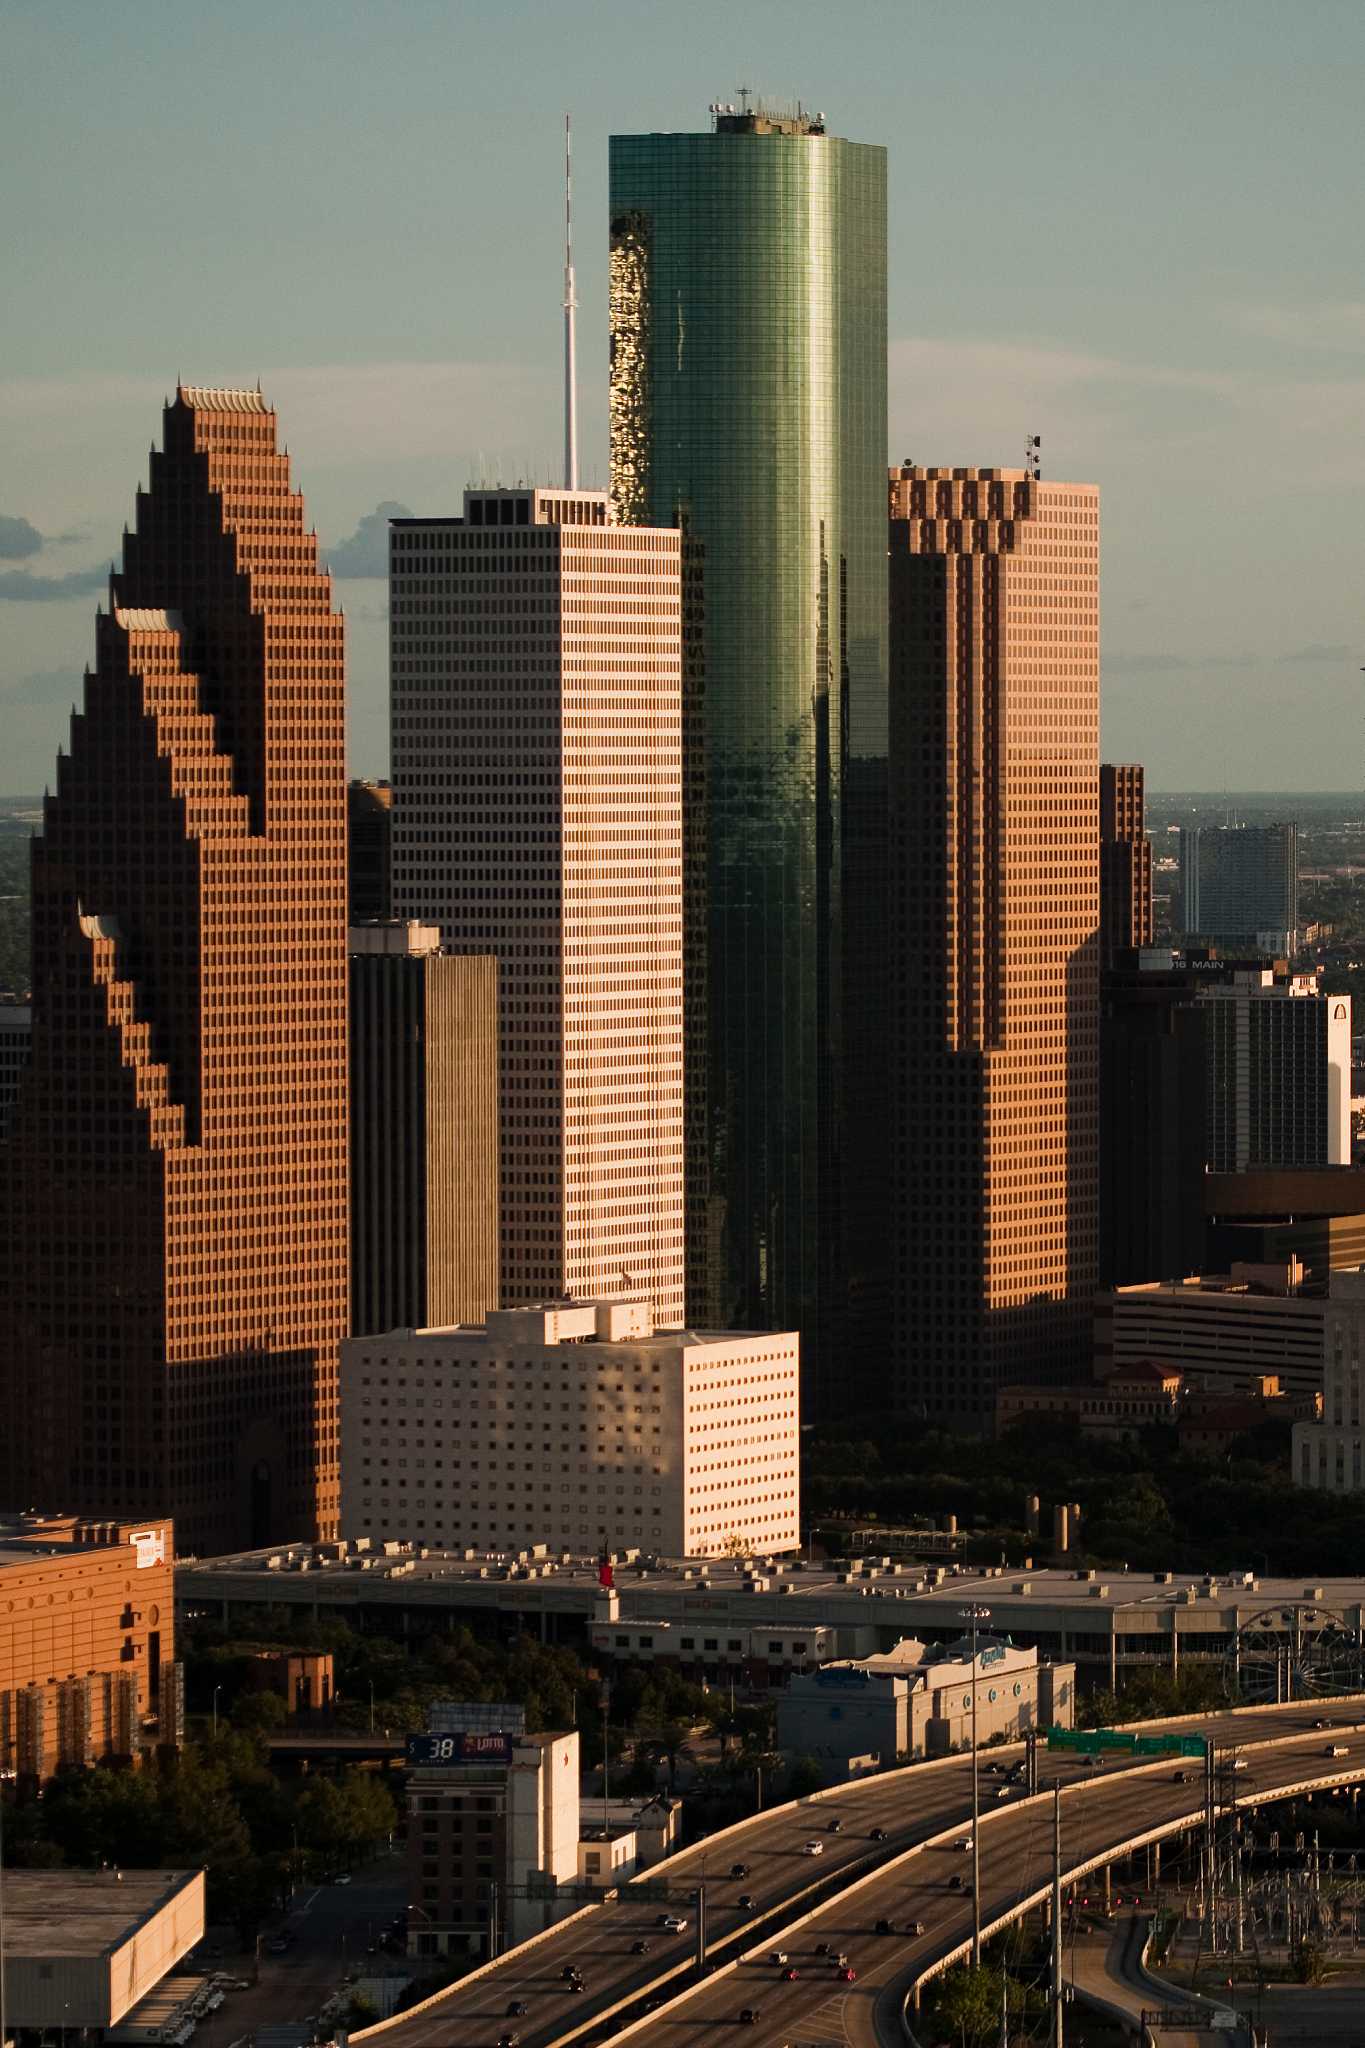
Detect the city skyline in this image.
<box><xmin>3</xmin><ymin>0</ymin><xmax>1364</xmax><ymax>794</ymax></box>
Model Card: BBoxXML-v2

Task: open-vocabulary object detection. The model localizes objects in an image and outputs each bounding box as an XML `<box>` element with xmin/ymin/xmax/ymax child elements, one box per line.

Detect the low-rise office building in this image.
<box><xmin>183</xmin><ymin>1542</ymin><xmax>1365</xmax><ymax>1690</ymax></box>
<box><xmin>341</xmin><ymin>1298</ymin><xmax>800</xmax><ymax>1560</ymax></box>
<box><xmin>0</xmin><ymin>1511</ymin><xmax>180</xmax><ymax>1780</ymax></box>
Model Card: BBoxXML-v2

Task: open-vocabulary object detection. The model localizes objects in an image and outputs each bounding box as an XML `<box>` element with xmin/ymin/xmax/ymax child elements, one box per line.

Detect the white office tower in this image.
<box><xmin>340</xmin><ymin>1298</ymin><xmax>801</xmax><ymax>1559</ymax></box>
<box><xmin>1293</xmin><ymin>1270</ymin><xmax>1365</xmax><ymax>1493</ymax></box>
<box><xmin>390</xmin><ymin>489</ymin><xmax>684</xmax><ymax>1325</ymax></box>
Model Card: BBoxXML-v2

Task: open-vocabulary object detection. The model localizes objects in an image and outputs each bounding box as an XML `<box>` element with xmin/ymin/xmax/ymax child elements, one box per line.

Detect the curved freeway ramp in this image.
<box><xmin>354</xmin><ymin>1700</ymin><xmax>1363</xmax><ymax>2048</ymax></box>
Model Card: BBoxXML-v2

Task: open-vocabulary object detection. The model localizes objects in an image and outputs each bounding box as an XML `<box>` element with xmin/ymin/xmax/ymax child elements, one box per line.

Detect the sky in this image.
<box><xmin>2</xmin><ymin>0</ymin><xmax>1363</xmax><ymax>793</ymax></box>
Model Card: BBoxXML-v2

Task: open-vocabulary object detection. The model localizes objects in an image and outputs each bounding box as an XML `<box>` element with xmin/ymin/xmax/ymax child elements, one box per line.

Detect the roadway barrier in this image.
<box><xmin>351</xmin><ymin>1899</ymin><xmax>604</xmax><ymax>2042</ymax></box>
<box><xmin>899</xmin><ymin>1754</ymin><xmax>1365</xmax><ymax>2045</ymax></box>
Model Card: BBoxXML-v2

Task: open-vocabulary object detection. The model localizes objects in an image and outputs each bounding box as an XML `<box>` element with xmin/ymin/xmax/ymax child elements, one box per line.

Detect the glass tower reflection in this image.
<box><xmin>609</xmin><ymin>106</ymin><xmax>887</xmax><ymax>1382</ymax></box>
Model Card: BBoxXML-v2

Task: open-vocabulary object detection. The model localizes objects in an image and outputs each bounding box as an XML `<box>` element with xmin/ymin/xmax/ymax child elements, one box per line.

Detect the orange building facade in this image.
<box><xmin>889</xmin><ymin>466</ymin><xmax>1100</xmax><ymax>1426</ymax></box>
<box><xmin>1100</xmin><ymin>761</ymin><xmax>1154</xmax><ymax>964</ymax></box>
<box><xmin>0</xmin><ymin>388</ymin><xmax>347</xmax><ymax>1553</ymax></box>
<box><xmin>0</xmin><ymin>1513</ymin><xmax>179</xmax><ymax>1781</ymax></box>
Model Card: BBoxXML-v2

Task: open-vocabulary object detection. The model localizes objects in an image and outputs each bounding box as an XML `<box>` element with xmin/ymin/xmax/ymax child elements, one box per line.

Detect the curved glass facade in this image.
<box><xmin>609</xmin><ymin>119</ymin><xmax>887</xmax><ymax>1375</ymax></box>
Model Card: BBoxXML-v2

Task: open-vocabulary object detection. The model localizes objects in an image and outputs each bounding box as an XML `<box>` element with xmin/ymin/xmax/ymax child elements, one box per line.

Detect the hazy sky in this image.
<box><xmin>3</xmin><ymin>0</ymin><xmax>1363</xmax><ymax>792</ymax></box>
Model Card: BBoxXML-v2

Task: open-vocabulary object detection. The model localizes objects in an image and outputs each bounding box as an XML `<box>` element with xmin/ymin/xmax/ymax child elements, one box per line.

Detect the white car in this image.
<box><xmin>662</xmin><ymin>1915</ymin><xmax>688</xmax><ymax>1933</ymax></box>
<box><xmin>955</xmin><ymin>1836</ymin><xmax>974</xmax><ymax>1851</ymax></box>
<box><xmin>802</xmin><ymin>1838</ymin><xmax>825</xmax><ymax>1856</ymax></box>
<box><xmin>769</xmin><ymin>1951</ymin><xmax>789</xmax><ymax>1965</ymax></box>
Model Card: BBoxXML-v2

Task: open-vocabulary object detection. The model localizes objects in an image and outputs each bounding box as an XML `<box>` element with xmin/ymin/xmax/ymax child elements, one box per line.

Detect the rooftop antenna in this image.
<box><xmin>563</xmin><ymin>113</ymin><xmax>578</xmax><ymax>492</ymax></box>
<box><xmin>737</xmin><ymin>83</ymin><xmax>753</xmax><ymax>113</ymax></box>
<box><xmin>1026</xmin><ymin>433</ymin><xmax>1042</xmax><ymax>482</ymax></box>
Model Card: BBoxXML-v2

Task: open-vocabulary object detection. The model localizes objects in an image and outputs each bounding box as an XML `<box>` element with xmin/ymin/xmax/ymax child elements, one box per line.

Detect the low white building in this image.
<box><xmin>776</xmin><ymin>1635</ymin><xmax>1076</xmax><ymax>1784</ymax></box>
<box><xmin>1294</xmin><ymin>1270</ymin><xmax>1365</xmax><ymax>1492</ymax></box>
<box><xmin>341</xmin><ymin>1298</ymin><xmax>800</xmax><ymax>1559</ymax></box>
<box><xmin>2</xmin><ymin>1869</ymin><xmax>204</xmax><ymax>2030</ymax></box>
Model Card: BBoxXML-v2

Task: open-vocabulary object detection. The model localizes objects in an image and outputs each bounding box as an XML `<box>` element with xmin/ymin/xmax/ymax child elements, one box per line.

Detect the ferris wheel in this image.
<box><xmin>1226</xmin><ymin>1603</ymin><xmax>1365</xmax><ymax>1704</ymax></box>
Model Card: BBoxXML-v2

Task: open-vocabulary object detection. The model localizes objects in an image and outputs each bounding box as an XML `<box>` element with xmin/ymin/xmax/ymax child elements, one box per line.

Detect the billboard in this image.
<box><xmin>406</xmin><ymin>1731</ymin><xmax>514</xmax><ymax>1767</ymax></box>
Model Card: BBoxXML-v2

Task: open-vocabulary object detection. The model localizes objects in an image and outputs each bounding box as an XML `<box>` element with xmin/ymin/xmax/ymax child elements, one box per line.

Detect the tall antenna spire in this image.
<box><xmin>563</xmin><ymin>112</ymin><xmax>578</xmax><ymax>491</ymax></box>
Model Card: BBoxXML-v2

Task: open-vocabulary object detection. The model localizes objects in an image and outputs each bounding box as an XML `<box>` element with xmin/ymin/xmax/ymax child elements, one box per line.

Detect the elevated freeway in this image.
<box><xmin>354</xmin><ymin>1698</ymin><xmax>1365</xmax><ymax>2048</ymax></box>
<box><xmin>611</xmin><ymin>1709</ymin><xmax>1365</xmax><ymax>2046</ymax></box>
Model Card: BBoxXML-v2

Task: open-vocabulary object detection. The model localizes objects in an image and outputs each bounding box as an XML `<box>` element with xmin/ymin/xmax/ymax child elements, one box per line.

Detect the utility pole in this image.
<box><xmin>599</xmin><ymin>1680</ymin><xmax>611</xmax><ymax>1836</ymax></box>
<box><xmin>1205</xmin><ymin>1739</ymin><xmax>1217</xmax><ymax>1924</ymax></box>
<box><xmin>695</xmin><ymin>1881</ymin><xmax>707</xmax><ymax>1973</ymax></box>
<box><xmin>960</xmin><ymin>1601</ymin><xmax>991</xmax><ymax>1970</ymax></box>
<box><xmin>1051</xmin><ymin>1784</ymin><xmax>1063</xmax><ymax>2048</ymax></box>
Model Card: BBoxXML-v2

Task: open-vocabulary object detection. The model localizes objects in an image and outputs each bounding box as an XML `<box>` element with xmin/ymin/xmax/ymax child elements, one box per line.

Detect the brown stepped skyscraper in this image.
<box><xmin>0</xmin><ymin>387</ymin><xmax>347</xmax><ymax>1553</ymax></box>
<box><xmin>888</xmin><ymin>465</ymin><xmax>1100</xmax><ymax>1428</ymax></box>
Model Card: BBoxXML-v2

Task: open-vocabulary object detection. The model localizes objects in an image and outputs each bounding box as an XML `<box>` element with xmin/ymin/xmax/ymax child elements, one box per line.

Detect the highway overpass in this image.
<box><xmin>352</xmin><ymin>1697</ymin><xmax>1365</xmax><ymax>2048</ymax></box>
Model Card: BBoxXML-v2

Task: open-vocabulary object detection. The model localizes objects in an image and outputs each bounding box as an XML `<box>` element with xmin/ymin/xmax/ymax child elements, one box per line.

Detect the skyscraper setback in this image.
<box><xmin>390</xmin><ymin>488</ymin><xmax>685</xmax><ymax>1325</ymax></box>
<box><xmin>889</xmin><ymin>465</ymin><xmax>1100</xmax><ymax>1425</ymax></box>
<box><xmin>0</xmin><ymin>388</ymin><xmax>348</xmax><ymax>1553</ymax></box>
<box><xmin>1099</xmin><ymin>763</ymin><xmax>1154</xmax><ymax>964</ymax></box>
<box><xmin>609</xmin><ymin>104</ymin><xmax>887</xmax><ymax>1373</ymax></box>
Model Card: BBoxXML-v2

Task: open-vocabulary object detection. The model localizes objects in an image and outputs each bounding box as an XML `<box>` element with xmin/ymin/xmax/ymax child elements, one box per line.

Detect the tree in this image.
<box><xmin>785</xmin><ymin>1756</ymin><xmax>826</xmax><ymax>1800</ymax></box>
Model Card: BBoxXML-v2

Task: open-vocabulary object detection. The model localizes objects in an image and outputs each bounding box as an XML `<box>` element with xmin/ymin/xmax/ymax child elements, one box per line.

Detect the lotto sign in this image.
<box><xmin>129</xmin><ymin>1527</ymin><xmax>167</xmax><ymax>1569</ymax></box>
<box><xmin>407</xmin><ymin>1731</ymin><xmax>513</xmax><ymax>1765</ymax></box>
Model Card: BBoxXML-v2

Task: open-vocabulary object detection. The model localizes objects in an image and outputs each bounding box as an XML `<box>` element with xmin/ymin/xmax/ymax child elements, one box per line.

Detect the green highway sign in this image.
<box><xmin>1045</xmin><ymin>1726</ymin><xmax>1208</xmax><ymax>1758</ymax></box>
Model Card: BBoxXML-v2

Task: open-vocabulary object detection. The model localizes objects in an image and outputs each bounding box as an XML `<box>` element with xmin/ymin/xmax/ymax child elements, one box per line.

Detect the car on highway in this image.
<box><xmin>738</xmin><ymin>1893</ymin><xmax>755</xmax><ymax>1909</ymax></box>
<box><xmin>954</xmin><ymin>1835</ymin><xmax>974</xmax><ymax>1851</ymax></box>
<box><xmin>875</xmin><ymin>1918</ymin><xmax>895</xmax><ymax>1934</ymax></box>
<box><xmin>659</xmin><ymin>1914</ymin><xmax>689</xmax><ymax>1932</ymax></box>
<box><xmin>1229</xmin><ymin>1757</ymin><xmax>1248</xmax><ymax>1772</ymax></box>
<box><xmin>827</xmin><ymin>1816</ymin><xmax>843</xmax><ymax>1832</ymax></box>
<box><xmin>910</xmin><ymin>1919</ymin><xmax>926</xmax><ymax>1935</ymax></box>
<box><xmin>497</xmin><ymin>2034</ymin><xmax>520</xmax><ymax>2048</ymax></box>
<box><xmin>802</xmin><ymin>1838</ymin><xmax>825</xmax><ymax>1855</ymax></box>
<box><xmin>1172</xmin><ymin>1769</ymin><xmax>1193</xmax><ymax>1783</ymax></box>
<box><xmin>769</xmin><ymin>1950</ymin><xmax>789</xmax><ymax>1965</ymax></box>
<box><xmin>507</xmin><ymin>2000</ymin><xmax>528</xmax><ymax>2016</ymax></box>
<box><xmin>1314</xmin><ymin>1718</ymin><xmax>1328</xmax><ymax>1729</ymax></box>
<box><xmin>730</xmin><ymin>1861</ymin><xmax>750</xmax><ymax>1878</ymax></box>
<box><xmin>631</xmin><ymin>1939</ymin><xmax>651</xmax><ymax>1954</ymax></box>
<box><xmin>562</xmin><ymin>1965</ymin><xmax>580</xmax><ymax>1981</ymax></box>
<box><xmin>780</xmin><ymin>1966</ymin><xmax>800</xmax><ymax>1982</ymax></box>
<box><xmin>1326</xmin><ymin>1743</ymin><xmax>1349</xmax><ymax>1756</ymax></box>
<box><xmin>869</xmin><ymin>1825</ymin><xmax>888</xmax><ymax>1840</ymax></box>
<box><xmin>836</xmin><ymin>1964</ymin><xmax>858</xmax><ymax>1982</ymax></box>
<box><xmin>739</xmin><ymin>2010</ymin><xmax>760</xmax><ymax>2027</ymax></box>
<box><xmin>334</xmin><ymin>1873</ymin><xmax>352</xmax><ymax>1885</ymax></box>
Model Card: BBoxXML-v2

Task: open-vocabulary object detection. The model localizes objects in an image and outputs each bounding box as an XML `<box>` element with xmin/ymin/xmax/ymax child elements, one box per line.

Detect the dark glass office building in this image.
<box><xmin>609</xmin><ymin>104</ymin><xmax>887</xmax><ymax>1381</ymax></box>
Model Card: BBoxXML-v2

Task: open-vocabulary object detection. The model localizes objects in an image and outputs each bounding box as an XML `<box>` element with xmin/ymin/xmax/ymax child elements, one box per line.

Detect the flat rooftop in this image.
<box><xmin>2</xmin><ymin>1869</ymin><xmax>201</xmax><ymax>1957</ymax></box>
<box><xmin>177</xmin><ymin>1541</ymin><xmax>1365</xmax><ymax>1620</ymax></box>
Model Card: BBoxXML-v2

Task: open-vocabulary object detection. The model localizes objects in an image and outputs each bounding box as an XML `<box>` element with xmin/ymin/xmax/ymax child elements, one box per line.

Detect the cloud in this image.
<box><xmin>0</xmin><ymin>516</ymin><xmax>43</xmax><ymax>561</ymax></box>
<box><xmin>1275</xmin><ymin>643</ymin><xmax>1351</xmax><ymax>665</ymax></box>
<box><xmin>4</xmin><ymin>668</ymin><xmax>77</xmax><ymax>707</ymax></box>
<box><xmin>327</xmin><ymin>501</ymin><xmax>412</xmax><ymax>579</ymax></box>
<box><xmin>1105</xmin><ymin>651</ymin><xmax>1245</xmax><ymax>675</ymax></box>
<box><xmin>1230</xmin><ymin>302</ymin><xmax>1365</xmax><ymax>351</ymax></box>
<box><xmin>0</xmin><ymin>564</ymin><xmax>109</xmax><ymax>603</ymax></box>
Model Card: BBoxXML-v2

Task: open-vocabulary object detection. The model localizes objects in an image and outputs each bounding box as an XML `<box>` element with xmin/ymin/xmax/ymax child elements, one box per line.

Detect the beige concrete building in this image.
<box><xmin>2</xmin><ymin>1868</ymin><xmax>204</xmax><ymax>2030</ymax></box>
<box><xmin>349</xmin><ymin>921</ymin><xmax>498</xmax><ymax>1336</ymax></box>
<box><xmin>340</xmin><ymin>1297</ymin><xmax>799</xmax><ymax>1558</ymax></box>
<box><xmin>888</xmin><ymin>466</ymin><xmax>1100</xmax><ymax>1426</ymax></box>
<box><xmin>1097</xmin><ymin>1262</ymin><xmax>1330</xmax><ymax>1400</ymax></box>
<box><xmin>390</xmin><ymin>489</ymin><xmax>684</xmax><ymax>1327</ymax></box>
<box><xmin>775</xmin><ymin>1634</ymin><xmax>1076</xmax><ymax>1782</ymax></box>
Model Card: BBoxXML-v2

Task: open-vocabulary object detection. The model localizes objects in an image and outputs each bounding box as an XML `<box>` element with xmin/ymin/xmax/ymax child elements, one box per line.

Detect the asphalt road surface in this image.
<box><xmin>624</xmin><ymin>1714</ymin><xmax>1365</xmax><ymax>2047</ymax></box>
<box><xmin>358</xmin><ymin>1700</ymin><xmax>1365</xmax><ymax>2048</ymax></box>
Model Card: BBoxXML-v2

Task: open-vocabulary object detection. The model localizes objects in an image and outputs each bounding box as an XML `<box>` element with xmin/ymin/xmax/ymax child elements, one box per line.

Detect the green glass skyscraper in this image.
<box><xmin>609</xmin><ymin>103</ymin><xmax>887</xmax><ymax>1380</ymax></box>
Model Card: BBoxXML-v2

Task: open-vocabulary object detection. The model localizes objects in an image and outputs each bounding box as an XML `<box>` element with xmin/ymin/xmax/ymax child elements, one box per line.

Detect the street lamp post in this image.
<box><xmin>960</xmin><ymin>1602</ymin><xmax>992</xmax><ymax>1971</ymax></box>
<box><xmin>212</xmin><ymin>1685</ymin><xmax>221</xmax><ymax>1739</ymax></box>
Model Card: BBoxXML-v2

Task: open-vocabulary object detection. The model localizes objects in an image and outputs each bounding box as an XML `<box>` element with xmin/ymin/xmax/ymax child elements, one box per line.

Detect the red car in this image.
<box><xmin>780</xmin><ymin>1966</ymin><xmax>800</xmax><ymax>1982</ymax></box>
<box><xmin>836</xmin><ymin>1965</ymin><xmax>857</xmax><ymax>1983</ymax></box>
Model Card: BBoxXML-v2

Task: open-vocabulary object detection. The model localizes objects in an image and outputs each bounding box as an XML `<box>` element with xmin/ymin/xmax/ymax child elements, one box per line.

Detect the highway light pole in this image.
<box><xmin>961</xmin><ymin>1602</ymin><xmax>991</xmax><ymax>1969</ymax></box>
